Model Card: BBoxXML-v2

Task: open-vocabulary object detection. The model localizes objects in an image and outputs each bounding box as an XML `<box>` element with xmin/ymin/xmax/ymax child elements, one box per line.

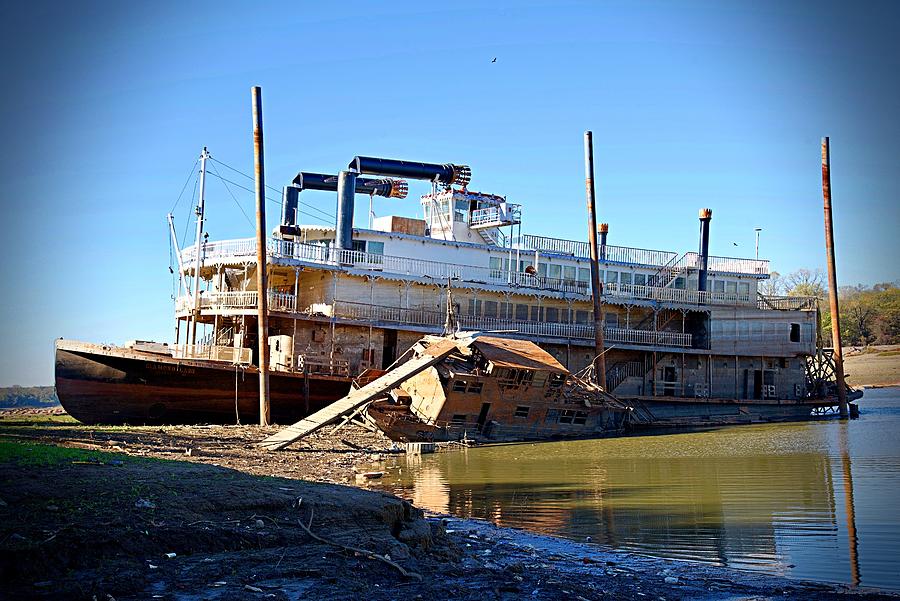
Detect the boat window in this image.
<box><xmin>532</xmin><ymin>371</ymin><xmax>548</xmax><ymax>388</ymax></box>
<box><xmin>515</xmin><ymin>370</ymin><xmax>534</xmax><ymax>386</ymax></box>
<box><xmin>558</xmin><ymin>409</ymin><xmax>575</xmax><ymax>424</ymax></box>
<box><xmin>546</xmin><ymin>307</ymin><xmax>559</xmax><ymax>322</ymax></box>
<box><xmin>451</xmin><ymin>414</ymin><xmax>467</xmax><ymax>425</ymax></box>
<box><xmin>674</xmin><ymin>276</ymin><xmax>685</xmax><ymax>289</ymax></box>
<box><xmin>549</xmin><ymin>373</ymin><xmax>565</xmax><ymax>388</ymax></box>
<box><xmin>531</xmin><ymin>306</ymin><xmax>544</xmax><ymax>321</ymax></box>
<box><xmin>790</xmin><ymin>323</ymin><xmax>800</xmax><ymax>342</ymax></box>
<box><xmin>468</xmin><ymin>298</ymin><xmax>481</xmax><ymax>316</ymax></box>
<box><xmin>514</xmin><ymin>406</ymin><xmax>530</xmax><ymax>418</ymax></box>
<box><xmin>489</xmin><ymin>256</ymin><xmax>502</xmax><ymax>277</ymax></box>
<box><xmin>575</xmin><ymin>310</ymin><xmax>589</xmax><ymax>325</ymax></box>
<box><xmin>515</xmin><ymin>304</ymin><xmax>529</xmax><ymax>321</ymax></box>
<box><xmin>367</xmin><ymin>241</ymin><xmax>384</xmax><ymax>255</ymax></box>
<box><xmin>483</xmin><ymin>301</ymin><xmax>498</xmax><ymax>318</ymax></box>
<box><xmin>714</xmin><ymin>279</ymin><xmax>726</xmax><ymax>293</ymax></box>
<box><xmin>573</xmin><ymin>411</ymin><xmax>588</xmax><ymax>425</ymax></box>
<box><xmin>563</xmin><ymin>266</ymin><xmax>577</xmax><ymax>282</ymax></box>
<box><xmin>620</xmin><ymin>272</ymin><xmax>632</xmax><ymax>285</ymax></box>
<box><xmin>452</xmin><ymin>380</ymin><xmax>468</xmax><ymax>393</ymax></box>
<box><xmin>468</xmin><ymin>381</ymin><xmax>483</xmax><ymax>394</ymax></box>
<box><xmin>738</xmin><ymin>282</ymin><xmax>751</xmax><ymax>298</ymax></box>
<box><xmin>351</xmin><ymin>240</ymin><xmax>366</xmax><ymax>254</ymax></box>
<box><xmin>577</xmin><ymin>267</ymin><xmax>591</xmax><ymax>283</ymax></box>
<box><xmin>604</xmin><ymin>312</ymin><xmax>619</xmax><ymax>328</ymax></box>
<box><xmin>538</xmin><ymin>263</ymin><xmax>548</xmax><ymax>278</ymax></box>
<box><xmin>548</xmin><ymin>264</ymin><xmax>562</xmax><ymax>280</ymax></box>
<box><xmin>726</xmin><ymin>281</ymin><xmax>738</xmax><ymax>295</ymax></box>
<box><xmin>634</xmin><ymin>273</ymin><xmax>647</xmax><ymax>286</ymax></box>
<box><xmin>606</xmin><ymin>271</ymin><xmax>618</xmax><ymax>284</ymax></box>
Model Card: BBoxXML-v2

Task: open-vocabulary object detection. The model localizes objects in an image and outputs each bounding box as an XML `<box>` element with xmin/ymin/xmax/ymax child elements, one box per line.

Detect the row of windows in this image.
<box><xmin>465</xmin><ymin>298</ymin><xmax>621</xmax><ymax>326</ymax></box>
<box><xmin>453</xmin><ymin>406</ymin><xmax>588</xmax><ymax>425</ymax></box>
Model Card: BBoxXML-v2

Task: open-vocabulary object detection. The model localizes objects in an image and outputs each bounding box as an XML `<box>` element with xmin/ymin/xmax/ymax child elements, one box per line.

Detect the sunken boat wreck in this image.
<box><xmin>56</xmin><ymin>147</ymin><xmax>859</xmax><ymax>428</ymax></box>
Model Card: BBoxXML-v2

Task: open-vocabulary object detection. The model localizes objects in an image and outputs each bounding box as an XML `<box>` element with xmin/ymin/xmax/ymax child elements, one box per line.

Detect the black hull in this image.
<box><xmin>55</xmin><ymin>341</ymin><xmax>352</xmax><ymax>425</ymax></box>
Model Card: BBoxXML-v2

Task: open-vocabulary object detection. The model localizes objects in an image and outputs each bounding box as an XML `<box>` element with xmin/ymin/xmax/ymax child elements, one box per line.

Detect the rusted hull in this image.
<box><xmin>624</xmin><ymin>391</ymin><xmax>863</xmax><ymax>429</ymax></box>
<box><xmin>55</xmin><ymin>341</ymin><xmax>351</xmax><ymax>425</ymax></box>
<box><xmin>367</xmin><ymin>400</ymin><xmax>629</xmax><ymax>443</ymax></box>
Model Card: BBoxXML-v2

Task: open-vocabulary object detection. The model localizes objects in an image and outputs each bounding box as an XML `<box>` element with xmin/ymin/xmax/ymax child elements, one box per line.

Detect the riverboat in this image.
<box><xmin>56</xmin><ymin>148</ymin><xmax>859</xmax><ymax>425</ymax></box>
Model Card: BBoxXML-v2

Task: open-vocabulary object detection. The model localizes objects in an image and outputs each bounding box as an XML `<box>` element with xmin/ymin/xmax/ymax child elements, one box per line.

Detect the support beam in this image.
<box><xmin>584</xmin><ymin>131</ymin><xmax>606</xmax><ymax>384</ymax></box>
<box><xmin>252</xmin><ymin>86</ymin><xmax>271</xmax><ymax>426</ymax></box>
<box><xmin>821</xmin><ymin>137</ymin><xmax>848</xmax><ymax>418</ymax></box>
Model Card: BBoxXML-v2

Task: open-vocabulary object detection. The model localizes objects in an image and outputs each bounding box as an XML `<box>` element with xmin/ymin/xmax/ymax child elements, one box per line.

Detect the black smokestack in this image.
<box><xmin>698</xmin><ymin>208</ymin><xmax>712</xmax><ymax>292</ymax></box>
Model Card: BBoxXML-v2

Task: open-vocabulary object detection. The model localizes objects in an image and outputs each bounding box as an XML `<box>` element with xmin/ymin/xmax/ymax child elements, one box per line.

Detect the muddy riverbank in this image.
<box><xmin>1</xmin><ymin>411</ymin><xmax>896</xmax><ymax>600</ymax></box>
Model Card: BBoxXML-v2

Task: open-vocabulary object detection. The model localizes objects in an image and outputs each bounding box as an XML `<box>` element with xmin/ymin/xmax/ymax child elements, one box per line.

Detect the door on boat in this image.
<box><xmin>382</xmin><ymin>329</ymin><xmax>398</xmax><ymax>370</ymax></box>
<box><xmin>663</xmin><ymin>366</ymin><xmax>677</xmax><ymax>396</ymax></box>
<box><xmin>476</xmin><ymin>402</ymin><xmax>491</xmax><ymax>432</ymax></box>
<box><xmin>753</xmin><ymin>370</ymin><xmax>764</xmax><ymax>399</ymax></box>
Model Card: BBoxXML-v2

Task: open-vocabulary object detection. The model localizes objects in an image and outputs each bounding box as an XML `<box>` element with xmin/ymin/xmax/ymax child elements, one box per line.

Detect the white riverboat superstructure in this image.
<box><xmin>55</xmin><ymin>150</ymin><xmax>857</xmax><ymax>426</ymax></box>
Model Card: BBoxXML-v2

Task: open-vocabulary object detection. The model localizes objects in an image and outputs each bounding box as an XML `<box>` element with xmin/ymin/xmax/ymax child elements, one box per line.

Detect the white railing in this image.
<box><xmin>603</xmin><ymin>282</ymin><xmax>754</xmax><ymax>306</ymax></box>
<box><xmin>332</xmin><ymin>300</ymin><xmax>692</xmax><ymax>348</ymax></box>
<box><xmin>757</xmin><ymin>294</ymin><xmax>818</xmax><ymax>311</ymax></box>
<box><xmin>520</xmin><ymin>234</ymin><xmax>678</xmax><ymax>267</ymax></box>
<box><xmin>470</xmin><ymin>204</ymin><xmax>522</xmax><ymax>227</ymax></box>
<box><xmin>270</xmin><ymin>240</ymin><xmax>589</xmax><ymax>295</ymax></box>
<box><xmin>682</xmin><ymin>252</ymin><xmax>769</xmax><ymax>276</ymax></box>
<box><xmin>181</xmin><ymin>238</ymin><xmax>257</xmax><ymax>265</ymax></box>
<box><xmin>172</xmin><ymin>344</ymin><xmax>252</xmax><ymax>364</ymax></box>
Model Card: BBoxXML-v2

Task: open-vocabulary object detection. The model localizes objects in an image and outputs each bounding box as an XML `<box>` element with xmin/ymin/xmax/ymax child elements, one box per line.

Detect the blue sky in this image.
<box><xmin>1</xmin><ymin>0</ymin><xmax>898</xmax><ymax>386</ymax></box>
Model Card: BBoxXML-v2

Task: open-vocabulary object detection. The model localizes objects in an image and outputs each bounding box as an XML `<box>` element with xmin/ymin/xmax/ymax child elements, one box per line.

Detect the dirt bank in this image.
<box><xmin>844</xmin><ymin>346</ymin><xmax>900</xmax><ymax>388</ymax></box>
<box><xmin>1</xmin><ymin>413</ymin><xmax>896</xmax><ymax>600</ymax></box>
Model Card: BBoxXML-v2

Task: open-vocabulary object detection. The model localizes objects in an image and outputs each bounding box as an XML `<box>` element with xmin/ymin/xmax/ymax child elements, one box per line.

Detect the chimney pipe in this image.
<box><xmin>335</xmin><ymin>170</ymin><xmax>358</xmax><ymax>250</ymax></box>
<box><xmin>282</xmin><ymin>174</ymin><xmax>408</xmax><ymax>227</ymax></box>
<box><xmin>698</xmin><ymin>208</ymin><xmax>712</xmax><ymax>293</ymax></box>
<box><xmin>598</xmin><ymin>223</ymin><xmax>609</xmax><ymax>260</ymax></box>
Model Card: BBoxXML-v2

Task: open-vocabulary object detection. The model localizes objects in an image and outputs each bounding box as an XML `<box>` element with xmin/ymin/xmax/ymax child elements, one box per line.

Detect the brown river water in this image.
<box><xmin>377</xmin><ymin>387</ymin><xmax>900</xmax><ymax>591</ymax></box>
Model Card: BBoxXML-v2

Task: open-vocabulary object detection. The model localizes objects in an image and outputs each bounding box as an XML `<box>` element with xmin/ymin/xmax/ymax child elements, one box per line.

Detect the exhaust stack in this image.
<box><xmin>333</xmin><ymin>155</ymin><xmax>472</xmax><ymax>250</ymax></box>
<box><xmin>282</xmin><ymin>172</ymin><xmax>407</xmax><ymax>226</ymax></box>
<box><xmin>698</xmin><ymin>208</ymin><xmax>712</xmax><ymax>293</ymax></box>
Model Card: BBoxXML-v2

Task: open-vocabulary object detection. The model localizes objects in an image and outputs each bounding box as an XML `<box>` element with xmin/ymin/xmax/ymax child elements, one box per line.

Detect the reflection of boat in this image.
<box><xmin>366</xmin><ymin>335</ymin><xmax>630</xmax><ymax>443</ymax></box>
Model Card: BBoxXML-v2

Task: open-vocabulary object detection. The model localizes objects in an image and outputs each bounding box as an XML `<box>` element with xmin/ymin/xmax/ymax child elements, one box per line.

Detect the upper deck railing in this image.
<box><xmin>520</xmin><ymin>234</ymin><xmax>678</xmax><ymax>267</ymax></box>
<box><xmin>519</xmin><ymin>234</ymin><xmax>769</xmax><ymax>276</ymax></box>
<box><xmin>180</xmin><ymin>237</ymin><xmax>791</xmax><ymax>309</ymax></box>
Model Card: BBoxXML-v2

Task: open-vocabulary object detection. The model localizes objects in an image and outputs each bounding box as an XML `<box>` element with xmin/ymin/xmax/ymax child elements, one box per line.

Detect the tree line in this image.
<box><xmin>761</xmin><ymin>269</ymin><xmax>900</xmax><ymax>347</ymax></box>
<box><xmin>0</xmin><ymin>385</ymin><xmax>59</xmax><ymax>409</ymax></box>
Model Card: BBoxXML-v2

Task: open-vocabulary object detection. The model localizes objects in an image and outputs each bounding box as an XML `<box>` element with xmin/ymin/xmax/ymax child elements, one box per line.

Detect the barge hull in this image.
<box><xmin>55</xmin><ymin>341</ymin><xmax>351</xmax><ymax>425</ymax></box>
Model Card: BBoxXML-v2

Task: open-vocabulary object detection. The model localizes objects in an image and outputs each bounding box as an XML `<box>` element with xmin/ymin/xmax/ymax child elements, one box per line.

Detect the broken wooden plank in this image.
<box><xmin>258</xmin><ymin>338</ymin><xmax>466</xmax><ymax>450</ymax></box>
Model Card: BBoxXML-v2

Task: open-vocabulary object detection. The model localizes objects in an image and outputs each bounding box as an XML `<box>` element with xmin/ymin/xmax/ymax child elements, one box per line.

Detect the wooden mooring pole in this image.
<box><xmin>584</xmin><ymin>131</ymin><xmax>606</xmax><ymax>385</ymax></box>
<box><xmin>821</xmin><ymin>136</ymin><xmax>848</xmax><ymax>418</ymax></box>
<box><xmin>252</xmin><ymin>86</ymin><xmax>271</xmax><ymax>426</ymax></box>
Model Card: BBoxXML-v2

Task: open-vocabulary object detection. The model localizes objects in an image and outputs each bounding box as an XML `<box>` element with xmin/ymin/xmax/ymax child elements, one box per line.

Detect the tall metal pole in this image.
<box><xmin>584</xmin><ymin>131</ymin><xmax>606</xmax><ymax>385</ymax></box>
<box><xmin>821</xmin><ymin>136</ymin><xmax>848</xmax><ymax>418</ymax></box>
<box><xmin>755</xmin><ymin>228</ymin><xmax>762</xmax><ymax>260</ymax></box>
<box><xmin>190</xmin><ymin>148</ymin><xmax>209</xmax><ymax>345</ymax></box>
<box><xmin>252</xmin><ymin>86</ymin><xmax>271</xmax><ymax>426</ymax></box>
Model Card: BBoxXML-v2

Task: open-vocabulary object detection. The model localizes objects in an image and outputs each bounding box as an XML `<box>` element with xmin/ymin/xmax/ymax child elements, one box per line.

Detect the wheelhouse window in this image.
<box><xmin>514</xmin><ymin>406</ymin><xmax>530</xmax><ymax>418</ymax></box>
<box><xmin>468</xmin><ymin>381</ymin><xmax>483</xmax><ymax>394</ymax></box>
<box><xmin>452</xmin><ymin>379</ymin><xmax>468</xmax><ymax>393</ymax></box>
<box><xmin>634</xmin><ymin>273</ymin><xmax>646</xmax><ymax>286</ymax></box>
<box><xmin>790</xmin><ymin>323</ymin><xmax>800</xmax><ymax>343</ymax></box>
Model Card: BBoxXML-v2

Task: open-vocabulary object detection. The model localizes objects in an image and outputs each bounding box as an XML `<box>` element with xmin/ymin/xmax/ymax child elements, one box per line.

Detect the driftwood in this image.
<box><xmin>296</xmin><ymin>498</ymin><xmax>422</xmax><ymax>581</ymax></box>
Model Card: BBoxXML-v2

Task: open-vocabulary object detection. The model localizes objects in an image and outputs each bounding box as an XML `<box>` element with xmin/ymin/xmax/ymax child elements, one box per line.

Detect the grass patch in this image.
<box><xmin>0</xmin><ymin>439</ymin><xmax>132</xmax><ymax>467</ymax></box>
<box><xmin>0</xmin><ymin>413</ymin><xmax>78</xmax><ymax>425</ymax></box>
<box><xmin>877</xmin><ymin>350</ymin><xmax>900</xmax><ymax>357</ymax></box>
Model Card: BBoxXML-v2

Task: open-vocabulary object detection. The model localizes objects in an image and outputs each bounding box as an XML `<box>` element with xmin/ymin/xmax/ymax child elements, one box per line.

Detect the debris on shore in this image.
<box><xmin>1</xmin><ymin>411</ymin><xmax>895</xmax><ymax>600</ymax></box>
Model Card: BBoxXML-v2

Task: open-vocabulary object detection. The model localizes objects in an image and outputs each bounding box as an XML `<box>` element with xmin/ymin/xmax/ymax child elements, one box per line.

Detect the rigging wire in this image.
<box><xmin>204</xmin><ymin>170</ymin><xmax>333</xmax><ymax>225</ymax></box>
<box><xmin>209</xmin><ymin>160</ymin><xmax>254</xmax><ymax>227</ymax></box>
<box><xmin>209</xmin><ymin>156</ymin><xmax>336</xmax><ymax>222</ymax></box>
<box><xmin>180</xmin><ymin>174</ymin><xmax>199</xmax><ymax>249</ymax></box>
<box><xmin>170</xmin><ymin>159</ymin><xmax>200</xmax><ymax>214</ymax></box>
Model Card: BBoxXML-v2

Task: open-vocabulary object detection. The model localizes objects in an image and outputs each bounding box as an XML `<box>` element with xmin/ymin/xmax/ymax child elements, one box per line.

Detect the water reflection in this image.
<box><xmin>379</xmin><ymin>388</ymin><xmax>900</xmax><ymax>590</ymax></box>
